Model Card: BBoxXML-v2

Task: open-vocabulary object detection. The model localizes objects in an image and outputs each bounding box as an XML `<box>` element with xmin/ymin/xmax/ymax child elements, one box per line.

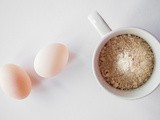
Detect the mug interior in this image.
<box><xmin>93</xmin><ymin>28</ymin><xmax>160</xmax><ymax>99</ymax></box>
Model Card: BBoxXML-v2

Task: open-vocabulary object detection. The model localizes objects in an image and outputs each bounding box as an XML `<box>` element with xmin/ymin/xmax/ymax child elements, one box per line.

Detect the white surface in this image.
<box><xmin>0</xmin><ymin>0</ymin><xmax>160</xmax><ymax>120</ymax></box>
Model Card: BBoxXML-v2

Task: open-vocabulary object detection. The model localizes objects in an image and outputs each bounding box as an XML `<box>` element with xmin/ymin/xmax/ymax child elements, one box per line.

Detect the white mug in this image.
<box><xmin>88</xmin><ymin>11</ymin><xmax>160</xmax><ymax>99</ymax></box>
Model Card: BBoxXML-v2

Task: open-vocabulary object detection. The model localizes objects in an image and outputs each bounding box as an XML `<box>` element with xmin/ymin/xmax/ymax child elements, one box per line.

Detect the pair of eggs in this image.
<box><xmin>0</xmin><ymin>43</ymin><xmax>69</xmax><ymax>99</ymax></box>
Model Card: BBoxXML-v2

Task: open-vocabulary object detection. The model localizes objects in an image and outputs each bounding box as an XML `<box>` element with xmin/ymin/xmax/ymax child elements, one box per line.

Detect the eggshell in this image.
<box><xmin>34</xmin><ymin>43</ymin><xmax>69</xmax><ymax>78</ymax></box>
<box><xmin>0</xmin><ymin>64</ymin><xmax>32</xmax><ymax>99</ymax></box>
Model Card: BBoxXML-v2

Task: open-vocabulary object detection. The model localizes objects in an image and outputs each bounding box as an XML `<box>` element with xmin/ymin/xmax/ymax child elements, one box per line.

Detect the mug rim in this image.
<box><xmin>93</xmin><ymin>27</ymin><xmax>160</xmax><ymax>99</ymax></box>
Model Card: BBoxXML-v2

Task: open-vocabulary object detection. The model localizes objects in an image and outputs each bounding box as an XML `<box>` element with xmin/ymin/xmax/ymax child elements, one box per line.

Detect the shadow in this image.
<box><xmin>68</xmin><ymin>51</ymin><xmax>76</xmax><ymax>64</ymax></box>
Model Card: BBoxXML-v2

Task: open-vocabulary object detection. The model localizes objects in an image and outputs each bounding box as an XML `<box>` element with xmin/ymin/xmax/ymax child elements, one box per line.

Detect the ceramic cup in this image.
<box><xmin>88</xmin><ymin>11</ymin><xmax>160</xmax><ymax>99</ymax></box>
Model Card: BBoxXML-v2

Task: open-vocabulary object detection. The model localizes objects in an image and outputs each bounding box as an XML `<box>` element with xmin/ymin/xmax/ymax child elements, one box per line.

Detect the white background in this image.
<box><xmin>0</xmin><ymin>0</ymin><xmax>160</xmax><ymax>120</ymax></box>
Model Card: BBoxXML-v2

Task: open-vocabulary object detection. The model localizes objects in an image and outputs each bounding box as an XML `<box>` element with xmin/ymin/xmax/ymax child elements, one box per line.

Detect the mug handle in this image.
<box><xmin>88</xmin><ymin>11</ymin><xmax>112</xmax><ymax>37</ymax></box>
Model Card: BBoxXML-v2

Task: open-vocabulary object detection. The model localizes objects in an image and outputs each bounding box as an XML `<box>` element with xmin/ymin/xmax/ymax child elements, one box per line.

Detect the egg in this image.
<box><xmin>0</xmin><ymin>64</ymin><xmax>32</xmax><ymax>99</ymax></box>
<box><xmin>34</xmin><ymin>43</ymin><xmax>69</xmax><ymax>78</ymax></box>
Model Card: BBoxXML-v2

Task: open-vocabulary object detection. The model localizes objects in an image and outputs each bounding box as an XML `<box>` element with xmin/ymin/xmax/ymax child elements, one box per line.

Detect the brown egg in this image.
<box><xmin>34</xmin><ymin>43</ymin><xmax>69</xmax><ymax>78</ymax></box>
<box><xmin>0</xmin><ymin>64</ymin><xmax>32</xmax><ymax>99</ymax></box>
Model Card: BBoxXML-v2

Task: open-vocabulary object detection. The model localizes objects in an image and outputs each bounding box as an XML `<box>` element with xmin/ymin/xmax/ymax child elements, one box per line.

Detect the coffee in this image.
<box><xmin>98</xmin><ymin>34</ymin><xmax>154</xmax><ymax>90</ymax></box>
